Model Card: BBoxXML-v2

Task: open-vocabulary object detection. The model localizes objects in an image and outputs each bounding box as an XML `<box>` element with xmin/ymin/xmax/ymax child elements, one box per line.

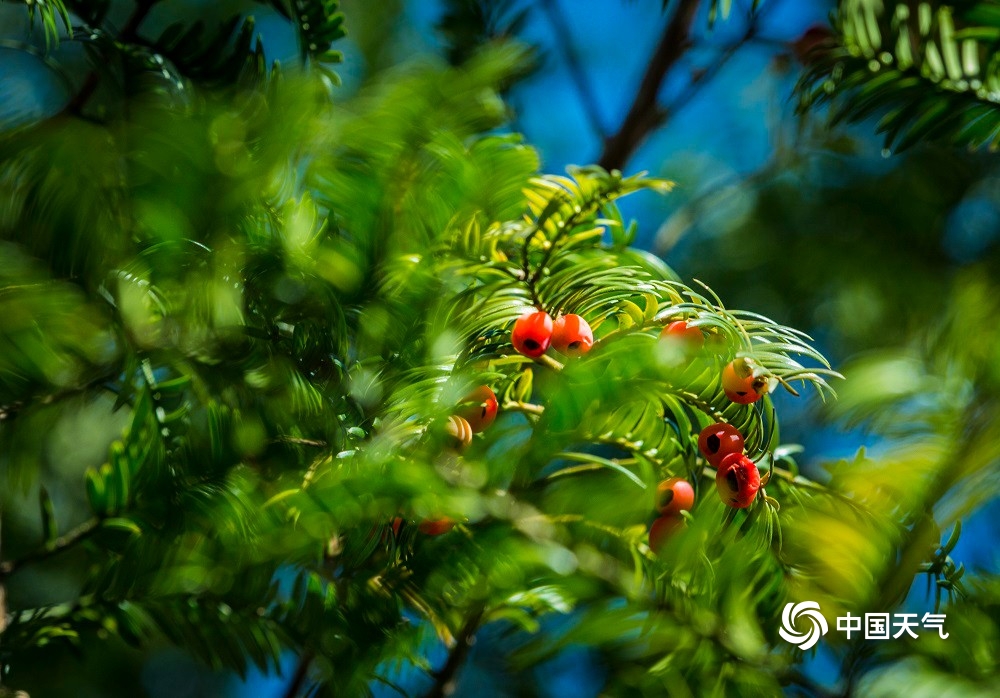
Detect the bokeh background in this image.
<box><xmin>3</xmin><ymin>0</ymin><xmax>999</xmax><ymax>695</ymax></box>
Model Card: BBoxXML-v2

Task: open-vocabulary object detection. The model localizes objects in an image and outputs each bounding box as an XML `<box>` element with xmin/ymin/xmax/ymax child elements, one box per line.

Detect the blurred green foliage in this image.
<box><xmin>0</xmin><ymin>1</ymin><xmax>999</xmax><ymax>697</ymax></box>
<box><xmin>799</xmin><ymin>0</ymin><xmax>1000</xmax><ymax>152</ymax></box>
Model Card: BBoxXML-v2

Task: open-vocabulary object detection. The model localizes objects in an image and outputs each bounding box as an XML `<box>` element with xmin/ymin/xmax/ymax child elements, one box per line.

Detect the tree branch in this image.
<box><xmin>422</xmin><ymin>606</ymin><xmax>485</xmax><ymax>698</ymax></box>
<box><xmin>501</xmin><ymin>400</ymin><xmax>545</xmax><ymax>417</ymax></box>
<box><xmin>64</xmin><ymin>0</ymin><xmax>159</xmax><ymax>116</ymax></box>
<box><xmin>662</xmin><ymin>23</ymin><xmax>756</xmax><ymax>120</ymax></box>
<box><xmin>281</xmin><ymin>650</ymin><xmax>315</xmax><ymax>698</ymax></box>
<box><xmin>0</xmin><ymin>517</ymin><xmax>101</xmax><ymax>580</ymax></box>
<box><xmin>597</xmin><ymin>0</ymin><xmax>702</xmax><ymax>171</ymax></box>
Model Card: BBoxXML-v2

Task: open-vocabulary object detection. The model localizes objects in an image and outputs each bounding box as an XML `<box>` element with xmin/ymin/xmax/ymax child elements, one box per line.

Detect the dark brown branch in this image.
<box><xmin>0</xmin><ymin>517</ymin><xmax>101</xmax><ymax>580</ymax></box>
<box><xmin>422</xmin><ymin>606</ymin><xmax>485</xmax><ymax>698</ymax></box>
<box><xmin>597</xmin><ymin>0</ymin><xmax>701</xmax><ymax>171</ymax></box>
<box><xmin>281</xmin><ymin>650</ymin><xmax>316</xmax><ymax>698</ymax></box>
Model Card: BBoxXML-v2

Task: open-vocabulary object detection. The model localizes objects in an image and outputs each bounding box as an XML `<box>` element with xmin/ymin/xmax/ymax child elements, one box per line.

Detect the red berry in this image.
<box><xmin>511</xmin><ymin>311</ymin><xmax>553</xmax><ymax>358</ymax></box>
<box><xmin>660</xmin><ymin>320</ymin><xmax>704</xmax><ymax>351</ymax></box>
<box><xmin>551</xmin><ymin>314</ymin><xmax>594</xmax><ymax>356</ymax></box>
<box><xmin>445</xmin><ymin>415</ymin><xmax>474</xmax><ymax>450</ymax></box>
<box><xmin>656</xmin><ymin>477</ymin><xmax>695</xmax><ymax>516</ymax></box>
<box><xmin>648</xmin><ymin>515</ymin><xmax>683</xmax><ymax>553</ymax></box>
<box><xmin>721</xmin><ymin>360</ymin><xmax>764</xmax><ymax>405</ymax></box>
<box><xmin>391</xmin><ymin>517</ymin><xmax>403</xmax><ymax>537</ymax></box>
<box><xmin>418</xmin><ymin>518</ymin><xmax>455</xmax><ymax>536</ymax></box>
<box><xmin>697</xmin><ymin>423</ymin><xmax>745</xmax><ymax>467</ymax></box>
<box><xmin>715</xmin><ymin>453</ymin><xmax>761</xmax><ymax>509</ymax></box>
<box><xmin>791</xmin><ymin>24</ymin><xmax>835</xmax><ymax>65</ymax></box>
<box><xmin>457</xmin><ymin>386</ymin><xmax>498</xmax><ymax>433</ymax></box>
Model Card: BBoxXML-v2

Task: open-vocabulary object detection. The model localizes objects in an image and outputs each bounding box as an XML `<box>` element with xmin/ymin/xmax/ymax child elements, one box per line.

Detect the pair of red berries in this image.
<box><xmin>697</xmin><ymin>423</ymin><xmax>760</xmax><ymax>508</ymax></box>
<box><xmin>512</xmin><ymin>311</ymin><xmax>594</xmax><ymax>358</ymax></box>
<box><xmin>648</xmin><ymin>477</ymin><xmax>695</xmax><ymax>553</ymax></box>
<box><xmin>445</xmin><ymin>385</ymin><xmax>499</xmax><ymax>449</ymax></box>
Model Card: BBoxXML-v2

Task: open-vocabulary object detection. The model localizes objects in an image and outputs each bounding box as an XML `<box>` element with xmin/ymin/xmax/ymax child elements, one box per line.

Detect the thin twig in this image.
<box><xmin>275</xmin><ymin>436</ymin><xmax>329</xmax><ymax>448</ymax></box>
<box><xmin>597</xmin><ymin>0</ymin><xmax>701</xmax><ymax>171</ymax></box>
<box><xmin>661</xmin><ymin>23</ymin><xmax>757</xmax><ymax>121</ymax></box>
<box><xmin>0</xmin><ymin>517</ymin><xmax>101</xmax><ymax>580</ymax></box>
<box><xmin>421</xmin><ymin>606</ymin><xmax>485</xmax><ymax>698</ymax></box>
<box><xmin>501</xmin><ymin>400</ymin><xmax>545</xmax><ymax>417</ymax></box>
<box><xmin>281</xmin><ymin>650</ymin><xmax>316</xmax><ymax>698</ymax></box>
<box><xmin>532</xmin><ymin>353</ymin><xmax>564</xmax><ymax>372</ymax></box>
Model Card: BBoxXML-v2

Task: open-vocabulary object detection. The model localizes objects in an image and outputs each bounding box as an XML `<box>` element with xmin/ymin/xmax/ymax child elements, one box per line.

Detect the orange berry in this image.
<box><xmin>656</xmin><ymin>478</ymin><xmax>695</xmax><ymax>516</ymax></box>
<box><xmin>551</xmin><ymin>314</ymin><xmax>594</xmax><ymax>356</ymax></box>
<box><xmin>457</xmin><ymin>386</ymin><xmax>498</xmax><ymax>433</ymax></box>
<box><xmin>418</xmin><ymin>518</ymin><xmax>455</xmax><ymax>536</ymax></box>
<box><xmin>721</xmin><ymin>360</ymin><xmax>764</xmax><ymax>405</ymax></box>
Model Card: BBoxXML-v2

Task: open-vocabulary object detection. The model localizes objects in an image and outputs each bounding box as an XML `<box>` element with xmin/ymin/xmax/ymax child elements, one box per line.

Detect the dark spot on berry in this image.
<box><xmin>707</xmin><ymin>434</ymin><xmax>720</xmax><ymax>453</ymax></box>
<box><xmin>481</xmin><ymin>406</ymin><xmax>487</xmax><ymax>418</ymax></box>
<box><xmin>736</xmin><ymin>391</ymin><xmax>747</xmax><ymax>396</ymax></box>
<box><xmin>524</xmin><ymin>339</ymin><xmax>539</xmax><ymax>350</ymax></box>
<box><xmin>568</xmin><ymin>341</ymin><xmax>580</xmax><ymax>350</ymax></box>
<box><xmin>726</xmin><ymin>469</ymin><xmax>739</xmax><ymax>493</ymax></box>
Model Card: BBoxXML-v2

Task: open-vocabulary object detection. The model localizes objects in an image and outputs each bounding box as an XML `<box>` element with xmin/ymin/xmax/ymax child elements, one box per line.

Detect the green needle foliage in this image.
<box><xmin>0</xmin><ymin>1</ymin><xmax>990</xmax><ymax>697</ymax></box>
<box><xmin>798</xmin><ymin>0</ymin><xmax>1000</xmax><ymax>152</ymax></box>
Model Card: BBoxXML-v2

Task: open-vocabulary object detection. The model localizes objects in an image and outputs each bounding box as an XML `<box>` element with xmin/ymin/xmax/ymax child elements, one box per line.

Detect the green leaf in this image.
<box><xmin>85</xmin><ymin>468</ymin><xmax>108</xmax><ymax>516</ymax></box>
<box><xmin>101</xmin><ymin>518</ymin><xmax>142</xmax><ymax>537</ymax></box>
<box><xmin>548</xmin><ymin>452</ymin><xmax>647</xmax><ymax>490</ymax></box>
<box><xmin>38</xmin><ymin>486</ymin><xmax>58</xmax><ymax>544</ymax></box>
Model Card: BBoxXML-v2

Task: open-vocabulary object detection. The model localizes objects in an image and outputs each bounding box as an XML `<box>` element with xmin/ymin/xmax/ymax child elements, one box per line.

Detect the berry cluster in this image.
<box><xmin>512</xmin><ymin>312</ymin><xmax>768</xmax><ymax>406</ymax></box>
<box><xmin>408</xmin><ymin>386</ymin><xmax>500</xmax><ymax>536</ymax></box>
<box><xmin>509</xmin><ymin>312</ymin><xmax>772</xmax><ymax>552</ymax></box>
<box><xmin>645</xmin><ymin>422</ymin><xmax>764</xmax><ymax>552</ymax></box>
<box><xmin>698</xmin><ymin>423</ymin><xmax>760</xmax><ymax>509</ymax></box>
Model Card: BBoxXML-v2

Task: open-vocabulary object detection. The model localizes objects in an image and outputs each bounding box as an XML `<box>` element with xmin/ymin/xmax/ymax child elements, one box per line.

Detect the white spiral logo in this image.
<box><xmin>778</xmin><ymin>601</ymin><xmax>828</xmax><ymax>651</ymax></box>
